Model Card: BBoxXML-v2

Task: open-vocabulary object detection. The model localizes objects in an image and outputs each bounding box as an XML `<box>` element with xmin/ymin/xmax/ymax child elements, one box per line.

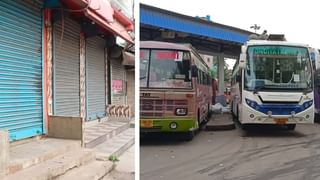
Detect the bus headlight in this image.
<box><xmin>175</xmin><ymin>108</ymin><xmax>187</xmax><ymax>116</ymax></box>
<box><xmin>302</xmin><ymin>100</ymin><xmax>313</xmax><ymax>110</ymax></box>
<box><xmin>170</xmin><ymin>122</ymin><xmax>178</xmax><ymax>129</ymax></box>
<box><xmin>245</xmin><ymin>98</ymin><xmax>259</xmax><ymax>110</ymax></box>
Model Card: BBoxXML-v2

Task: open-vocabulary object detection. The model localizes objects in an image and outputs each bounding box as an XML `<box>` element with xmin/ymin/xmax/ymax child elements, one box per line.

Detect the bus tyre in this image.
<box><xmin>241</xmin><ymin>124</ymin><xmax>249</xmax><ymax>131</ymax></box>
<box><xmin>315</xmin><ymin>113</ymin><xmax>320</xmax><ymax>123</ymax></box>
<box><xmin>185</xmin><ymin>131</ymin><xmax>194</xmax><ymax>141</ymax></box>
<box><xmin>287</xmin><ymin>124</ymin><xmax>296</xmax><ymax>130</ymax></box>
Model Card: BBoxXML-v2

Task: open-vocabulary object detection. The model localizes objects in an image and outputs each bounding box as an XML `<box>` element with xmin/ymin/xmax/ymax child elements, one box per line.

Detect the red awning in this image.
<box><xmin>62</xmin><ymin>0</ymin><xmax>134</xmax><ymax>44</ymax></box>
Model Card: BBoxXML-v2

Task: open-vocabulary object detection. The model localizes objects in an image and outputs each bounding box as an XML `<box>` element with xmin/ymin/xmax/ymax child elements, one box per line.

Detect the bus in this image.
<box><xmin>140</xmin><ymin>41</ymin><xmax>212</xmax><ymax>140</ymax></box>
<box><xmin>231</xmin><ymin>35</ymin><xmax>314</xmax><ymax>130</ymax></box>
<box><xmin>311</xmin><ymin>49</ymin><xmax>320</xmax><ymax>122</ymax></box>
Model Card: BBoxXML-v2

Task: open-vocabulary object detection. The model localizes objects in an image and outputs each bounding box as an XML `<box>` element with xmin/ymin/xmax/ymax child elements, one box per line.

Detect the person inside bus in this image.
<box><xmin>212</xmin><ymin>78</ymin><xmax>218</xmax><ymax>105</ymax></box>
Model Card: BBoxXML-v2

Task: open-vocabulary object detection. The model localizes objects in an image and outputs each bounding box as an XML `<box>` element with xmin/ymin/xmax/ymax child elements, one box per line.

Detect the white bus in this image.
<box><xmin>231</xmin><ymin>35</ymin><xmax>314</xmax><ymax>130</ymax></box>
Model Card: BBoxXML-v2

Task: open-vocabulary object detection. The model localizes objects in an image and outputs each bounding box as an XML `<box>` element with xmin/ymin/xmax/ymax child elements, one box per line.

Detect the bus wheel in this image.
<box><xmin>287</xmin><ymin>124</ymin><xmax>296</xmax><ymax>130</ymax></box>
<box><xmin>236</xmin><ymin>106</ymin><xmax>240</xmax><ymax>121</ymax></box>
<box><xmin>315</xmin><ymin>113</ymin><xmax>320</xmax><ymax>123</ymax></box>
<box><xmin>184</xmin><ymin>131</ymin><xmax>194</xmax><ymax>141</ymax></box>
<box><xmin>241</xmin><ymin>124</ymin><xmax>251</xmax><ymax>131</ymax></box>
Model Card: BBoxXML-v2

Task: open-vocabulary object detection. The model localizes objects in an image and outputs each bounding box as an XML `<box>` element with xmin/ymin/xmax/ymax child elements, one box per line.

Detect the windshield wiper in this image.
<box><xmin>253</xmin><ymin>86</ymin><xmax>265</xmax><ymax>94</ymax></box>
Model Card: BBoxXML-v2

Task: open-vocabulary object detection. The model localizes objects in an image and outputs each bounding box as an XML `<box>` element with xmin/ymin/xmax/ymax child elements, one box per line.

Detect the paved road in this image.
<box><xmin>141</xmin><ymin>123</ymin><xmax>320</xmax><ymax>180</ymax></box>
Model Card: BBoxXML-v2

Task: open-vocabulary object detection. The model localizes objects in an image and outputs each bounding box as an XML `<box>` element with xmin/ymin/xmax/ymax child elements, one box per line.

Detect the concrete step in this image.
<box><xmin>57</xmin><ymin>161</ymin><xmax>115</xmax><ymax>180</ymax></box>
<box><xmin>8</xmin><ymin>138</ymin><xmax>81</xmax><ymax>175</ymax></box>
<box><xmin>206</xmin><ymin>113</ymin><xmax>236</xmax><ymax>131</ymax></box>
<box><xmin>4</xmin><ymin>149</ymin><xmax>95</xmax><ymax>180</ymax></box>
<box><xmin>129</xmin><ymin>118</ymin><xmax>135</xmax><ymax>128</ymax></box>
<box><xmin>94</xmin><ymin>128</ymin><xmax>134</xmax><ymax>161</ymax></box>
<box><xmin>84</xmin><ymin>121</ymin><xmax>130</xmax><ymax>148</ymax></box>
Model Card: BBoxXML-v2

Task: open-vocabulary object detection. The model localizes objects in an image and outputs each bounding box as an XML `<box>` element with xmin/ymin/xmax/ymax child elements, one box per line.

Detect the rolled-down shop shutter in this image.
<box><xmin>0</xmin><ymin>0</ymin><xmax>44</xmax><ymax>141</ymax></box>
<box><xmin>53</xmin><ymin>17</ymin><xmax>80</xmax><ymax>117</ymax></box>
<box><xmin>111</xmin><ymin>58</ymin><xmax>126</xmax><ymax>105</ymax></box>
<box><xmin>86</xmin><ymin>37</ymin><xmax>106</xmax><ymax>120</ymax></box>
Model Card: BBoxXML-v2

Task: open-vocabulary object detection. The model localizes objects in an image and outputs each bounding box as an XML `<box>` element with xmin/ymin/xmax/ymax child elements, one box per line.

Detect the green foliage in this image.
<box><xmin>210</xmin><ymin>64</ymin><xmax>231</xmax><ymax>82</ymax></box>
<box><xmin>109</xmin><ymin>155</ymin><xmax>119</xmax><ymax>162</ymax></box>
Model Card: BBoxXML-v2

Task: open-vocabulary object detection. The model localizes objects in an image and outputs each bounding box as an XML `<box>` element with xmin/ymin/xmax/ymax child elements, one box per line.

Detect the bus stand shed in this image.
<box><xmin>140</xmin><ymin>3</ymin><xmax>253</xmax><ymax>93</ymax></box>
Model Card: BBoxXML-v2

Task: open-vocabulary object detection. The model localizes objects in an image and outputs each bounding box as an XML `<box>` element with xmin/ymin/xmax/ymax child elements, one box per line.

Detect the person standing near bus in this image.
<box><xmin>212</xmin><ymin>78</ymin><xmax>218</xmax><ymax>105</ymax></box>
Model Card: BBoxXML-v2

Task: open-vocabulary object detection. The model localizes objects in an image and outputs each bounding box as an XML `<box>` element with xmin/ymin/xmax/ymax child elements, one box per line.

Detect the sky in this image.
<box><xmin>139</xmin><ymin>0</ymin><xmax>320</xmax><ymax>69</ymax></box>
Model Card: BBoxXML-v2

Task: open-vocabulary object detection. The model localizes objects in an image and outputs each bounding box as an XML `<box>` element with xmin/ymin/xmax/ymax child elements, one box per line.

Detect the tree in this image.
<box><xmin>224</xmin><ymin>63</ymin><xmax>231</xmax><ymax>82</ymax></box>
<box><xmin>210</xmin><ymin>63</ymin><xmax>231</xmax><ymax>83</ymax></box>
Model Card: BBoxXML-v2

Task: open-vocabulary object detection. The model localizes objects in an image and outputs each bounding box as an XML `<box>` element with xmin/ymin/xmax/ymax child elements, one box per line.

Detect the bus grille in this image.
<box><xmin>140</xmin><ymin>99</ymin><xmax>188</xmax><ymax>117</ymax></box>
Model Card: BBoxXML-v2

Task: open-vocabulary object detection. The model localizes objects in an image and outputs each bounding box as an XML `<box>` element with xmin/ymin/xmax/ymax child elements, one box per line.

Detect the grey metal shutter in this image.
<box><xmin>126</xmin><ymin>70</ymin><xmax>135</xmax><ymax>116</ymax></box>
<box><xmin>0</xmin><ymin>0</ymin><xmax>44</xmax><ymax>141</ymax></box>
<box><xmin>86</xmin><ymin>37</ymin><xmax>106</xmax><ymax>120</ymax></box>
<box><xmin>53</xmin><ymin>18</ymin><xmax>80</xmax><ymax>117</ymax></box>
<box><xmin>111</xmin><ymin>59</ymin><xmax>126</xmax><ymax>105</ymax></box>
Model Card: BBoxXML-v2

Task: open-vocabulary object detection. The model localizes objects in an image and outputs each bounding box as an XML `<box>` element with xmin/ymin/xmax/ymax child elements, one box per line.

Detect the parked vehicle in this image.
<box><xmin>231</xmin><ymin>34</ymin><xmax>314</xmax><ymax>130</ymax></box>
<box><xmin>140</xmin><ymin>41</ymin><xmax>212</xmax><ymax>140</ymax></box>
<box><xmin>311</xmin><ymin>48</ymin><xmax>320</xmax><ymax>122</ymax></box>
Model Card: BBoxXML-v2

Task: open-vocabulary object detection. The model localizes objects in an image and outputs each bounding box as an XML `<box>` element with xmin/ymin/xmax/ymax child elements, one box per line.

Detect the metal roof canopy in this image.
<box><xmin>140</xmin><ymin>3</ymin><xmax>254</xmax><ymax>59</ymax></box>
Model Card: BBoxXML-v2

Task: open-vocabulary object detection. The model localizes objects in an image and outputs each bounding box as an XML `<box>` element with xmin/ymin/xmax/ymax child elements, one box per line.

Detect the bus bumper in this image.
<box><xmin>140</xmin><ymin>118</ymin><xmax>198</xmax><ymax>133</ymax></box>
<box><xmin>241</xmin><ymin>105</ymin><xmax>314</xmax><ymax>124</ymax></box>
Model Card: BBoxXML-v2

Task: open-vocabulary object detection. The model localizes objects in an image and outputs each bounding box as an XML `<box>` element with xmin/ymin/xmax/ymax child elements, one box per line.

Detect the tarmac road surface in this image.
<box><xmin>140</xmin><ymin>123</ymin><xmax>320</xmax><ymax>180</ymax></box>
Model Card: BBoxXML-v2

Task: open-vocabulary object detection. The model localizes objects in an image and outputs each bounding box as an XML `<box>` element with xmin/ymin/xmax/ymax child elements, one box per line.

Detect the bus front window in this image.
<box><xmin>148</xmin><ymin>50</ymin><xmax>192</xmax><ymax>89</ymax></box>
<box><xmin>140</xmin><ymin>49</ymin><xmax>149</xmax><ymax>87</ymax></box>
<box><xmin>245</xmin><ymin>45</ymin><xmax>312</xmax><ymax>91</ymax></box>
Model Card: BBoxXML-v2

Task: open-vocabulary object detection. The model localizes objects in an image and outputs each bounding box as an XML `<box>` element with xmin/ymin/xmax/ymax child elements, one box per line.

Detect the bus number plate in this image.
<box><xmin>141</xmin><ymin>120</ymin><xmax>153</xmax><ymax>128</ymax></box>
<box><xmin>273</xmin><ymin>118</ymin><xmax>288</xmax><ymax>124</ymax></box>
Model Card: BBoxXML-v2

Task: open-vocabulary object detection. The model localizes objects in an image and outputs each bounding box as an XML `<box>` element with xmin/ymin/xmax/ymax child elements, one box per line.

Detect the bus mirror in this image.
<box><xmin>191</xmin><ymin>65</ymin><xmax>198</xmax><ymax>77</ymax></box>
<box><xmin>239</xmin><ymin>53</ymin><xmax>246</xmax><ymax>69</ymax></box>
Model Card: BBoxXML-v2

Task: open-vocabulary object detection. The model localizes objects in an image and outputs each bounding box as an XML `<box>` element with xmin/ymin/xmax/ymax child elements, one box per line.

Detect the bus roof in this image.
<box><xmin>140</xmin><ymin>41</ymin><xmax>192</xmax><ymax>51</ymax></box>
<box><xmin>140</xmin><ymin>41</ymin><xmax>210</xmax><ymax>72</ymax></box>
<box><xmin>246</xmin><ymin>40</ymin><xmax>309</xmax><ymax>48</ymax></box>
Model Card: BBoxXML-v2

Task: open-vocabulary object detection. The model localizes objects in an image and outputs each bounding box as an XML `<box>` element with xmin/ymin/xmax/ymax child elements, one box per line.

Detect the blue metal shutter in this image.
<box><xmin>86</xmin><ymin>37</ymin><xmax>106</xmax><ymax>120</ymax></box>
<box><xmin>0</xmin><ymin>0</ymin><xmax>44</xmax><ymax>141</ymax></box>
<box><xmin>53</xmin><ymin>18</ymin><xmax>80</xmax><ymax>117</ymax></box>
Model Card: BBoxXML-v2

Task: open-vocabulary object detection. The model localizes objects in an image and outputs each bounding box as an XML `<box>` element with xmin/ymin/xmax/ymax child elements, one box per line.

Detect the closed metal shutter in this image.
<box><xmin>111</xmin><ymin>59</ymin><xmax>126</xmax><ymax>105</ymax></box>
<box><xmin>86</xmin><ymin>37</ymin><xmax>106</xmax><ymax>120</ymax></box>
<box><xmin>0</xmin><ymin>0</ymin><xmax>43</xmax><ymax>141</ymax></box>
<box><xmin>126</xmin><ymin>70</ymin><xmax>135</xmax><ymax>116</ymax></box>
<box><xmin>53</xmin><ymin>18</ymin><xmax>80</xmax><ymax>117</ymax></box>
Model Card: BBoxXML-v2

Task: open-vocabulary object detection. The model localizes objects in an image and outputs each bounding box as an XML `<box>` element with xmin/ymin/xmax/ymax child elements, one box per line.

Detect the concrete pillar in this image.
<box><xmin>218</xmin><ymin>53</ymin><xmax>225</xmax><ymax>94</ymax></box>
<box><xmin>0</xmin><ymin>130</ymin><xmax>9</xmax><ymax>178</ymax></box>
<box><xmin>79</xmin><ymin>32</ymin><xmax>86</xmax><ymax>120</ymax></box>
<box><xmin>45</xmin><ymin>9</ymin><xmax>53</xmax><ymax>116</ymax></box>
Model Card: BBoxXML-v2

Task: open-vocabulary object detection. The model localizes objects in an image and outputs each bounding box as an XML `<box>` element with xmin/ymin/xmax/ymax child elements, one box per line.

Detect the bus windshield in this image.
<box><xmin>245</xmin><ymin>45</ymin><xmax>312</xmax><ymax>91</ymax></box>
<box><xmin>140</xmin><ymin>49</ymin><xmax>192</xmax><ymax>89</ymax></box>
